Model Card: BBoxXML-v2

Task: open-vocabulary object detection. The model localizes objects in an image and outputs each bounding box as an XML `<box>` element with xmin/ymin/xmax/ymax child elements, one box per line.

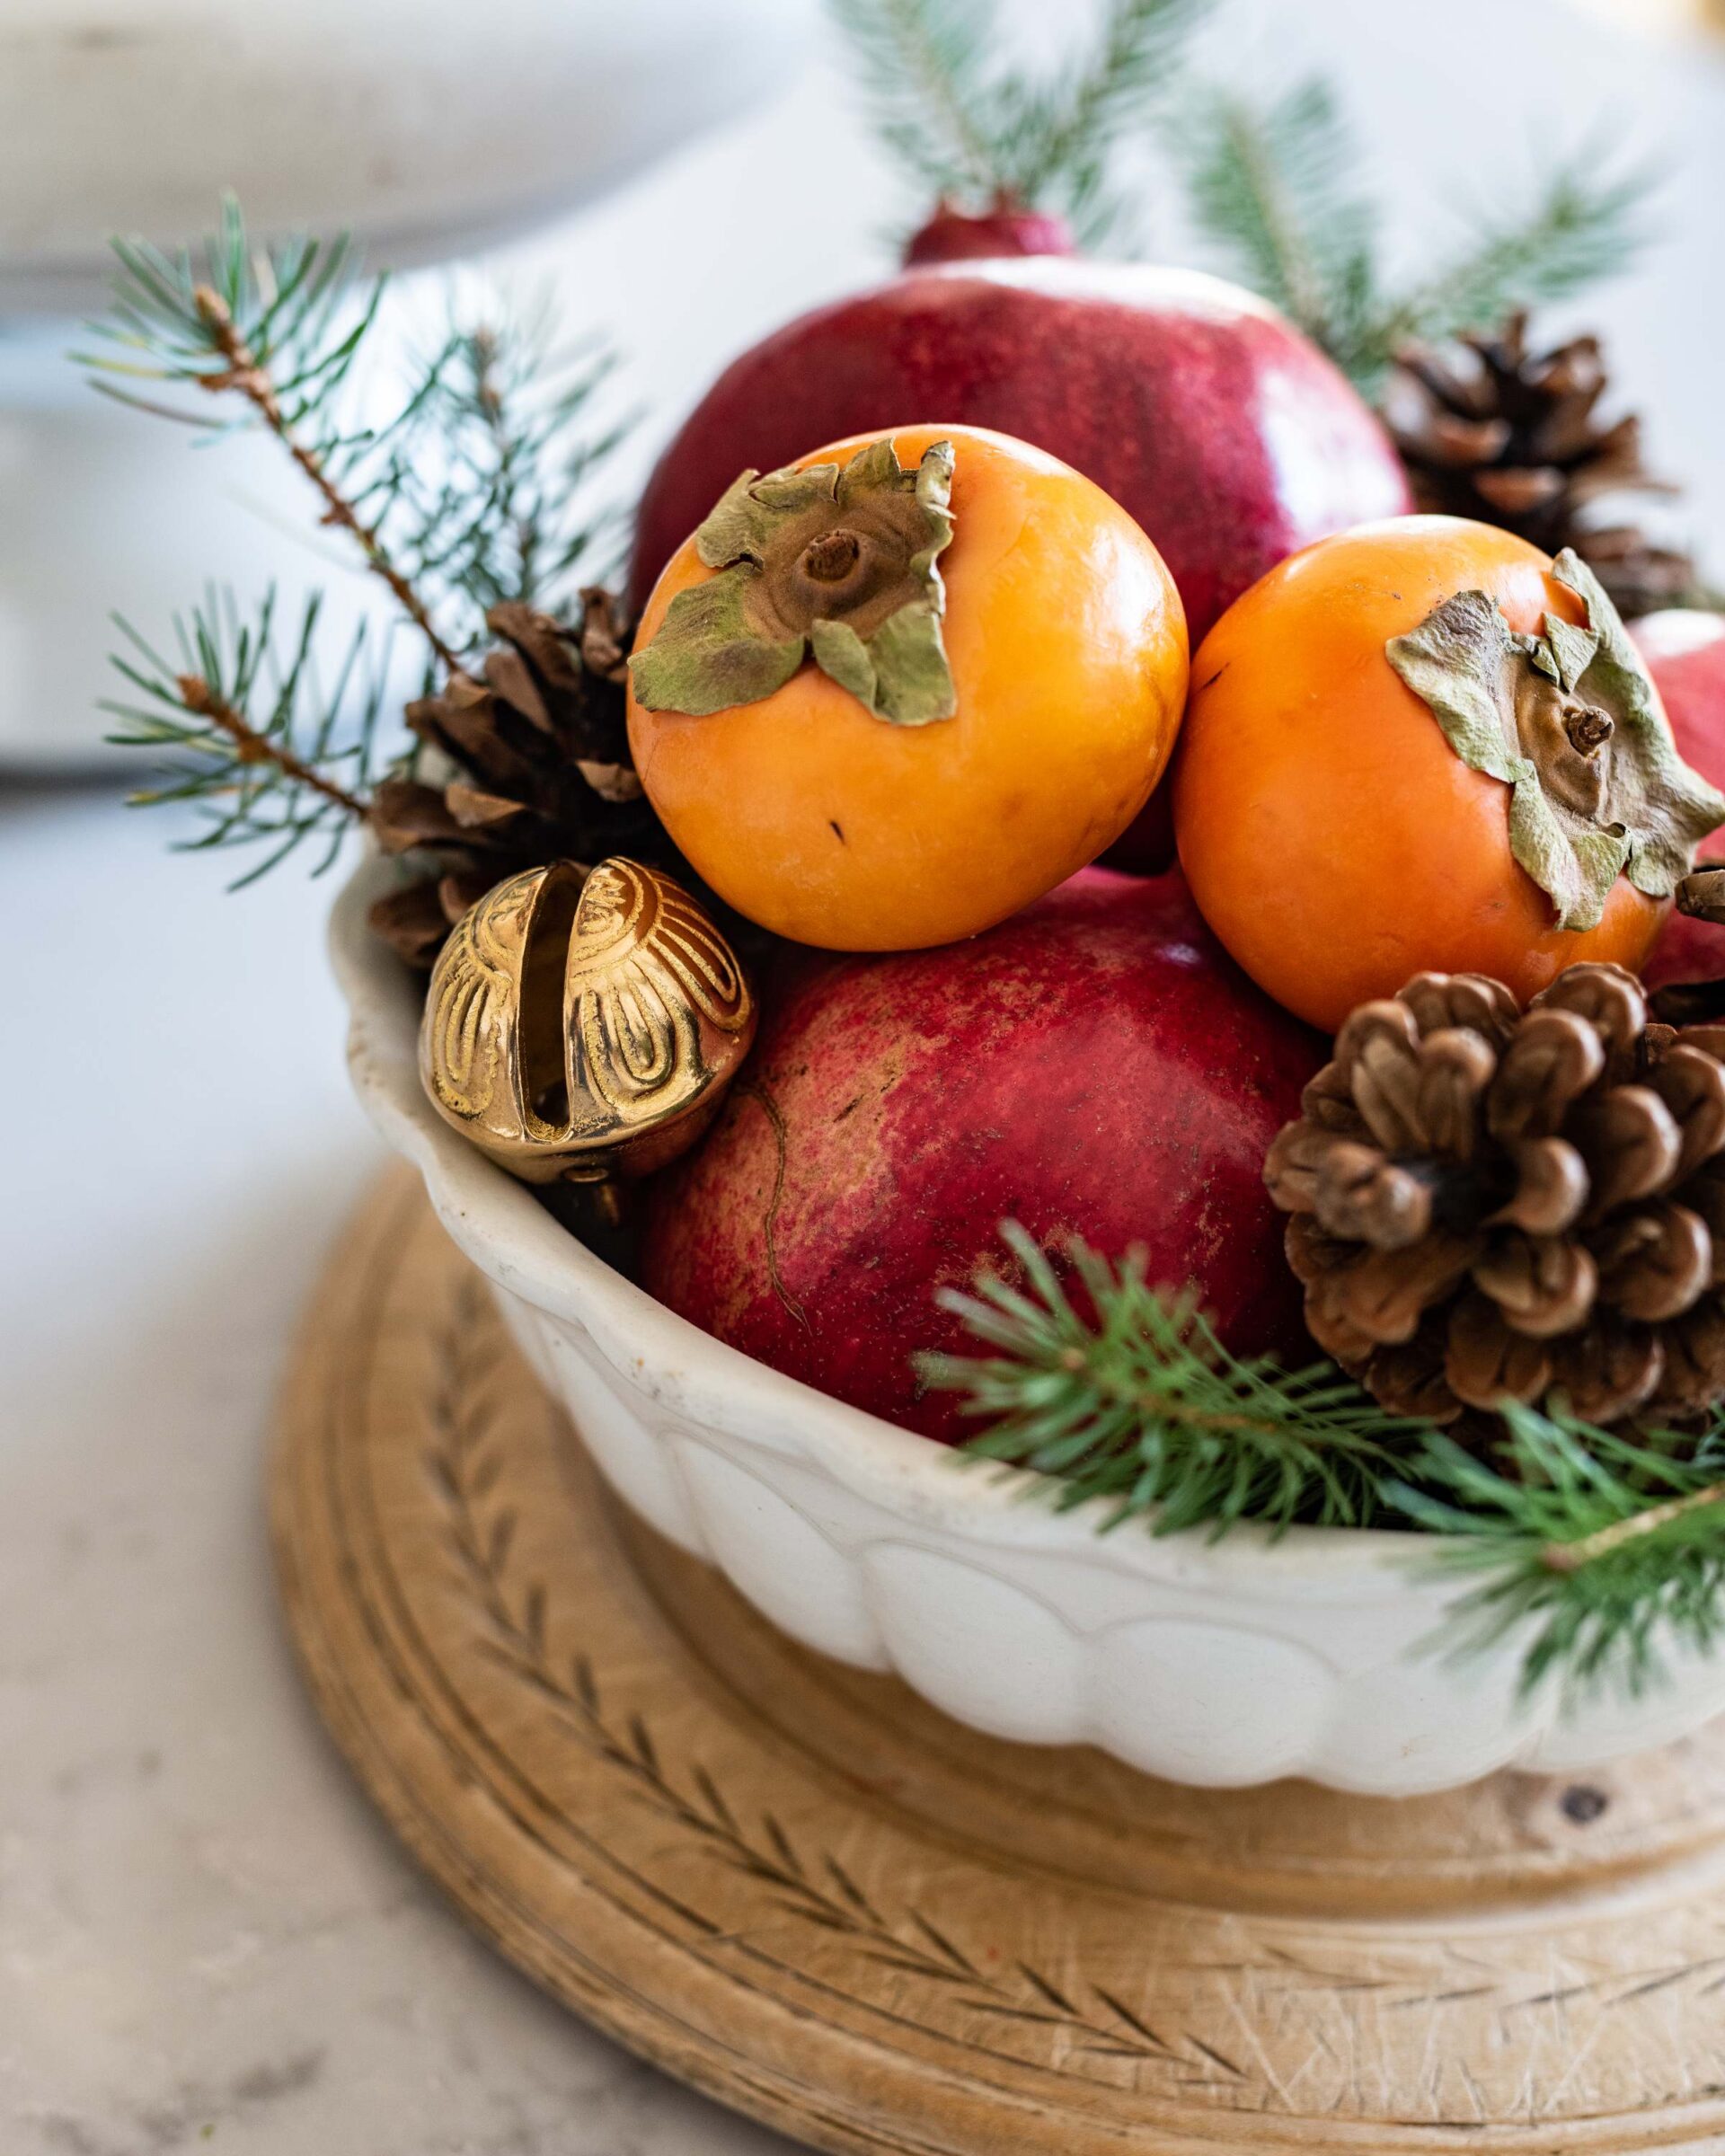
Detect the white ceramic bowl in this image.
<box><xmin>332</xmin><ymin>859</ymin><xmax>1725</xmax><ymax>1795</ymax></box>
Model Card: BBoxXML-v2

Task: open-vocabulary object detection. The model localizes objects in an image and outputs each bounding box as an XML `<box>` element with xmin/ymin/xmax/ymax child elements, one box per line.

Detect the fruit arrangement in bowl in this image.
<box><xmin>93</xmin><ymin>13</ymin><xmax>1725</xmax><ymax>1796</ymax></box>
<box><xmin>329</xmin><ymin>455</ymin><xmax>1725</xmax><ymax>1792</ymax></box>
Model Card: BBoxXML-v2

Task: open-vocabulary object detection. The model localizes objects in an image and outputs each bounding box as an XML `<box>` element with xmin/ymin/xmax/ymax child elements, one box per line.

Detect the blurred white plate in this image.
<box><xmin>0</xmin><ymin>0</ymin><xmax>816</xmax><ymax>771</ymax></box>
<box><xmin>0</xmin><ymin>0</ymin><xmax>815</xmax><ymax>314</ymax></box>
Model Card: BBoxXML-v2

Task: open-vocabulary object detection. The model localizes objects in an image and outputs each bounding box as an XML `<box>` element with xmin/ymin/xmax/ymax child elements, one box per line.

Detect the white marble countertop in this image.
<box><xmin>0</xmin><ymin>791</ymin><xmax>802</xmax><ymax>2155</ymax></box>
<box><xmin>4</xmin><ymin>4</ymin><xmax>1723</xmax><ymax>2150</ymax></box>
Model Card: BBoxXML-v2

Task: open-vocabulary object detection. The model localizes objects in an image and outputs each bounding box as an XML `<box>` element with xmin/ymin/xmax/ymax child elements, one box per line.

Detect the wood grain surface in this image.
<box><xmin>271</xmin><ymin>1169</ymin><xmax>1725</xmax><ymax>2152</ymax></box>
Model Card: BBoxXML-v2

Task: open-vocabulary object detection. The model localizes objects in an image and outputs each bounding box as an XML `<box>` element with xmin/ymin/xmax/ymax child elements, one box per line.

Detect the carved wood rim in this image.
<box><xmin>271</xmin><ymin>1170</ymin><xmax>1725</xmax><ymax>2154</ymax></box>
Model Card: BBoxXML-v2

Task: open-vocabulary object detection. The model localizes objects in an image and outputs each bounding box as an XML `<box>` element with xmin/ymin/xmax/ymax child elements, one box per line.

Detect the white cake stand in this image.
<box><xmin>0</xmin><ymin>0</ymin><xmax>814</xmax><ymax>770</ymax></box>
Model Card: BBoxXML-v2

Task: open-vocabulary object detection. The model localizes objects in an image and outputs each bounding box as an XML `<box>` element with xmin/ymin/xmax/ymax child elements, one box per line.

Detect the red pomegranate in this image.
<box><xmin>1635</xmin><ymin>612</ymin><xmax>1725</xmax><ymax>994</ymax></box>
<box><xmin>630</xmin><ymin>220</ymin><xmax>1409</xmax><ymax>642</ymax></box>
<box><xmin>903</xmin><ymin>195</ymin><xmax>1077</xmax><ymax>267</ymax></box>
<box><xmin>629</xmin><ymin>209</ymin><xmax>1411</xmax><ymax>870</ymax></box>
<box><xmin>641</xmin><ymin>868</ymin><xmax>1322</xmax><ymax>1444</ymax></box>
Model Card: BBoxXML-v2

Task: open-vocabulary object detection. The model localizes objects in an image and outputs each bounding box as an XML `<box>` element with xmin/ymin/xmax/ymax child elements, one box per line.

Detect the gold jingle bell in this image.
<box><xmin>420</xmin><ymin>857</ymin><xmax>756</xmax><ymax>1185</ymax></box>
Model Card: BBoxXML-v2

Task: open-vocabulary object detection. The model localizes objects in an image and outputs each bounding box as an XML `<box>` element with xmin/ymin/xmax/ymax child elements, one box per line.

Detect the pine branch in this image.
<box><xmin>1389</xmin><ymin>1409</ymin><xmax>1725</xmax><ymax>1701</ymax></box>
<box><xmin>918</xmin><ymin>1223</ymin><xmax>1422</xmax><ymax>1534</ymax></box>
<box><xmin>102</xmin><ymin>588</ymin><xmax>397</xmax><ymax>885</ymax></box>
<box><xmin>189</xmin><ymin>281</ymin><xmax>462</xmax><ymax>673</ymax></box>
<box><xmin>82</xmin><ymin>199</ymin><xmax>632</xmax><ymax>659</ymax></box>
<box><xmin>832</xmin><ymin>0</ymin><xmax>1208</xmax><ymax>246</ymax></box>
<box><xmin>1000</xmin><ymin>0</ymin><xmax>1208</xmax><ymax>244</ymax></box>
<box><xmin>377</xmin><ymin>305</ymin><xmax>634</xmax><ymax>627</ymax></box>
<box><xmin>78</xmin><ymin>197</ymin><xmax>469</xmax><ymax>660</ymax></box>
<box><xmin>1174</xmin><ymin>81</ymin><xmax>1652</xmax><ymax>399</ymax></box>
<box><xmin>836</xmin><ymin>0</ymin><xmax>999</xmax><ymax>205</ymax></box>
<box><xmin>84</xmin><ymin>194</ymin><xmax>638</xmax><ymax>886</ymax></box>
<box><xmin>1545</xmin><ymin>1478</ymin><xmax>1725</xmax><ymax>1574</ymax></box>
<box><xmin>175</xmin><ymin>668</ymin><xmax>368</xmax><ymax>820</ymax></box>
<box><xmin>1382</xmin><ymin>154</ymin><xmax>1653</xmax><ymax>356</ymax></box>
<box><xmin>1175</xmin><ymin>80</ymin><xmax>1373</xmax><ymax>343</ymax></box>
<box><xmin>925</xmin><ymin>1224</ymin><xmax>1725</xmax><ymax>1704</ymax></box>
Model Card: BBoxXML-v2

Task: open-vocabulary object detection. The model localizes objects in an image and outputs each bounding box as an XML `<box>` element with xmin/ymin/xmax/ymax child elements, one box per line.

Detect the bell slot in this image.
<box><xmin>519</xmin><ymin>863</ymin><xmax>583</xmax><ymax>1131</ymax></box>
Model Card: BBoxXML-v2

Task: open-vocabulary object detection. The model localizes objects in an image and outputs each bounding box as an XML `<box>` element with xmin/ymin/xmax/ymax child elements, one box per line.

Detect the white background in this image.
<box><xmin>4</xmin><ymin>2</ymin><xmax>1723</xmax><ymax>2150</ymax></box>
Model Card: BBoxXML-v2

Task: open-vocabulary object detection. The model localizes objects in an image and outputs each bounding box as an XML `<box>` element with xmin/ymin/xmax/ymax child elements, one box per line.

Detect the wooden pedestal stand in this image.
<box><xmin>271</xmin><ymin>1171</ymin><xmax>1725</xmax><ymax>2152</ymax></box>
